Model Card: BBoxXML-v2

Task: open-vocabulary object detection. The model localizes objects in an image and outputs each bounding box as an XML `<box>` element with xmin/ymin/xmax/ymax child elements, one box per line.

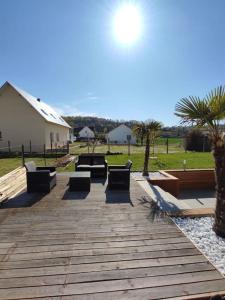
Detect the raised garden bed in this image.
<box><xmin>148</xmin><ymin>169</ymin><xmax>215</xmax><ymax>197</ymax></box>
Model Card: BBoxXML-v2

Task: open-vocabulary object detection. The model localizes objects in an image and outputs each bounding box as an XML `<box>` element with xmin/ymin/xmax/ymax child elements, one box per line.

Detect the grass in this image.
<box><xmin>70</xmin><ymin>137</ymin><xmax>184</xmax><ymax>155</ymax></box>
<box><xmin>0</xmin><ymin>157</ymin><xmax>57</xmax><ymax>177</ymax></box>
<box><xmin>0</xmin><ymin>137</ymin><xmax>214</xmax><ymax>177</ymax></box>
<box><xmin>59</xmin><ymin>152</ymin><xmax>214</xmax><ymax>173</ymax></box>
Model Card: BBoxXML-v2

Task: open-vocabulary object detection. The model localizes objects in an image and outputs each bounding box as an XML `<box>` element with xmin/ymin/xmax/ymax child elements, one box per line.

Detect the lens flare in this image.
<box><xmin>113</xmin><ymin>3</ymin><xmax>142</xmax><ymax>45</ymax></box>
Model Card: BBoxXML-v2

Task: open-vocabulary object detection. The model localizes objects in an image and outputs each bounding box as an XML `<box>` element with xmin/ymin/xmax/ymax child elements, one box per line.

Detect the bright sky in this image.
<box><xmin>1</xmin><ymin>0</ymin><xmax>225</xmax><ymax>126</ymax></box>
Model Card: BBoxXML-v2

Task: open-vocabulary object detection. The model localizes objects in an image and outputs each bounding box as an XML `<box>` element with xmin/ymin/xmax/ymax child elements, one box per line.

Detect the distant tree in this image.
<box><xmin>133</xmin><ymin>122</ymin><xmax>146</xmax><ymax>146</ymax></box>
<box><xmin>143</xmin><ymin>120</ymin><xmax>162</xmax><ymax>176</ymax></box>
<box><xmin>175</xmin><ymin>86</ymin><xmax>225</xmax><ymax>238</ymax></box>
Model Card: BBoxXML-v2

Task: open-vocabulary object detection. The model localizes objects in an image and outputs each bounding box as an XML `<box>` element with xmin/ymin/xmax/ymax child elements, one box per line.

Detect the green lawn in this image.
<box><xmin>69</xmin><ymin>138</ymin><xmax>184</xmax><ymax>155</ymax></box>
<box><xmin>0</xmin><ymin>157</ymin><xmax>57</xmax><ymax>177</ymax></box>
<box><xmin>0</xmin><ymin>149</ymin><xmax>214</xmax><ymax>178</ymax></box>
<box><xmin>59</xmin><ymin>152</ymin><xmax>214</xmax><ymax>173</ymax></box>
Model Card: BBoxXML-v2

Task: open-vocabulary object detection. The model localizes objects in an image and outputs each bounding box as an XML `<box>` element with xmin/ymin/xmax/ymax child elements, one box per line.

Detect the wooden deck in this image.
<box><xmin>0</xmin><ymin>174</ymin><xmax>224</xmax><ymax>299</ymax></box>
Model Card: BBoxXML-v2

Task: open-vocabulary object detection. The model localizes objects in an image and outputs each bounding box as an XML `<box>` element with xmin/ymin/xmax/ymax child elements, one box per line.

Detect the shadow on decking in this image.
<box><xmin>62</xmin><ymin>189</ymin><xmax>90</xmax><ymax>200</ymax></box>
<box><xmin>0</xmin><ymin>191</ymin><xmax>43</xmax><ymax>209</ymax></box>
<box><xmin>136</xmin><ymin>184</ymin><xmax>180</xmax><ymax>223</ymax></box>
<box><xmin>105</xmin><ymin>187</ymin><xmax>133</xmax><ymax>206</ymax></box>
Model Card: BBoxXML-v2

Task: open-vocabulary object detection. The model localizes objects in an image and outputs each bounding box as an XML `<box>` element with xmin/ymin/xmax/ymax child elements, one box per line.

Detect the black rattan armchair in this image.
<box><xmin>25</xmin><ymin>161</ymin><xmax>56</xmax><ymax>193</ymax></box>
<box><xmin>108</xmin><ymin>160</ymin><xmax>132</xmax><ymax>190</ymax></box>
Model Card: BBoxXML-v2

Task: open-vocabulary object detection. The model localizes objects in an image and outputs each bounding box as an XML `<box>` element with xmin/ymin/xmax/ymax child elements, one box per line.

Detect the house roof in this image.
<box><xmin>0</xmin><ymin>81</ymin><xmax>71</xmax><ymax>128</ymax></box>
<box><xmin>79</xmin><ymin>126</ymin><xmax>95</xmax><ymax>134</ymax></box>
<box><xmin>74</xmin><ymin>126</ymin><xmax>95</xmax><ymax>134</ymax></box>
<box><xmin>108</xmin><ymin>124</ymin><xmax>132</xmax><ymax>135</ymax></box>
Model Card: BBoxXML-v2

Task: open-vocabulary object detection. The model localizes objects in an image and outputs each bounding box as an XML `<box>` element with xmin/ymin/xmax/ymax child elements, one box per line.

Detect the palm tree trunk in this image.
<box><xmin>143</xmin><ymin>133</ymin><xmax>150</xmax><ymax>176</ymax></box>
<box><xmin>213</xmin><ymin>145</ymin><xmax>225</xmax><ymax>237</ymax></box>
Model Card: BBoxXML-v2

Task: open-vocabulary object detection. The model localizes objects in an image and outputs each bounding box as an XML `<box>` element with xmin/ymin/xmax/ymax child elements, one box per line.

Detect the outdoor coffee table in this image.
<box><xmin>69</xmin><ymin>171</ymin><xmax>91</xmax><ymax>192</ymax></box>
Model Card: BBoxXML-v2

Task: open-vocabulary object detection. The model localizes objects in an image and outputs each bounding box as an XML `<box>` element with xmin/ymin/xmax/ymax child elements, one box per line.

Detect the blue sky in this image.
<box><xmin>1</xmin><ymin>0</ymin><xmax>225</xmax><ymax>126</ymax></box>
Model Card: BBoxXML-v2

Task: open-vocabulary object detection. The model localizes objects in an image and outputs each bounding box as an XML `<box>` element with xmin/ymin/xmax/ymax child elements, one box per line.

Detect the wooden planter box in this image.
<box><xmin>149</xmin><ymin>172</ymin><xmax>179</xmax><ymax>197</ymax></box>
<box><xmin>149</xmin><ymin>169</ymin><xmax>215</xmax><ymax>197</ymax></box>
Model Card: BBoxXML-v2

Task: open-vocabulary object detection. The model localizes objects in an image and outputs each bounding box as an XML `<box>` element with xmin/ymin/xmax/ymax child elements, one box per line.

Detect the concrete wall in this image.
<box><xmin>107</xmin><ymin>125</ymin><xmax>136</xmax><ymax>144</ymax></box>
<box><xmin>0</xmin><ymin>85</ymin><xmax>45</xmax><ymax>152</ymax></box>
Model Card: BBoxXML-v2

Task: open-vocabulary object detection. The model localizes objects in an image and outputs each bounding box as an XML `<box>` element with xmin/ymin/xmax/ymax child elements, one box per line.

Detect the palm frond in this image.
<box><xmin>175</xmin><ymin>85</ymin><xmax>225</xmax><ymax>135</ymax></box>
<box><xmin>175</xmin><ymin>96</ymin><xmax>209</xmax><ymax>126</ymax></box>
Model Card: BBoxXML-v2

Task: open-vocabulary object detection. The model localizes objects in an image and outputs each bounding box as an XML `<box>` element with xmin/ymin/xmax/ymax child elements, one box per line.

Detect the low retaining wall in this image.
<box><xmin>165</xmin><ymin>169</ymin><xmax>215</xmax><ymax>190</ymax></box>
<box><xmin>149</xmin><ymin>169</ymin><xmax>215</xmax><ymax>197</ymax></box>
<box><xmin>149</xmin><ymin>172</ymin><xmax>179</xmax><ymax>197</ymax></box>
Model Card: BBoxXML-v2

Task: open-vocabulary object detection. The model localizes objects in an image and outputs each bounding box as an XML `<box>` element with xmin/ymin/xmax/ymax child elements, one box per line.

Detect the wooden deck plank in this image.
<box><xmin>0</xmin><ymin>256</ymin><xmax>207</xmax><ymax>279</ymax></box>
<box><xmin>0</xmin><ymin>272</ymin><xmax>222</xmax><ymax>300</ymax></box>
<box><xmin>2</xmin><ymin>247</ymin><xmax>199</xmax><ymax>265</ymax></box>
<box><xmin>0</xmin><ymin>263</ymin><xmax>214</xmax><ymax>288</ymax></box>
<box><xmin>63</xmin><ymin>280</ymin><xmax>225</xmax><ymax>300</ymax></box>
<box><xmin>11</xmin><ymin>236</ymin><xmax>190</xmax><ymax>254</ymax></box>
<box><xmin>64</xmin><ymin>271</ymin><xmax>222</xmax><ymax>295</ymax></box>
<box><xmin>0</xmin><ymin>175</ymin><xmax>224</xmax><ymax>299</ymax></box>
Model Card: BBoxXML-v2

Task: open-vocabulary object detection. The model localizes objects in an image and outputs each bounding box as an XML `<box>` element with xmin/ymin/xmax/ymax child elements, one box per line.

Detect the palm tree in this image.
<box><xmin>142</xmin><ymin>120</ymin><xmax>162</xmax><ymax>176</ymax></box>
<box><xmin>133</xmin><ymin>122</ymin><xmax>146</xmax><ymax>146</ymax></box>
<box><xmin>175</xmin><ymin>86</ymin><xmax>225</xmax><ymax>238</ymax></box>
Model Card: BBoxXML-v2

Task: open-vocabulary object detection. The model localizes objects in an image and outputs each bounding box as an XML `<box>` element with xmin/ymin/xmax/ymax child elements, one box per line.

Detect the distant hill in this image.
<box><xmin>63</xmin><ymin>116</ymin><xmax>138</xmax><ymax>135</ymax></box>
<box><xmin>63</xmin><ymin>116</ymin><xmax>189</xmax><ymax>137</ymax></box>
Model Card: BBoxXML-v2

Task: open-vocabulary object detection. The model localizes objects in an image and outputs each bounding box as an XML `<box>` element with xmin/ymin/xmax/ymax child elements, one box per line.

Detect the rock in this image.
<box><xmin>173</xmin><ymin>217</ymin><xmax>225</xmax><ymax>275</ymax></box>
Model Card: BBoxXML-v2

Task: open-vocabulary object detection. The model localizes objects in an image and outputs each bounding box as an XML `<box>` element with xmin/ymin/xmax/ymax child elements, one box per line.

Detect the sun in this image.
<box><xmin>113</xmin><ymin>3</ymin><xmax>142</xmax><ymax>45</ymax></box>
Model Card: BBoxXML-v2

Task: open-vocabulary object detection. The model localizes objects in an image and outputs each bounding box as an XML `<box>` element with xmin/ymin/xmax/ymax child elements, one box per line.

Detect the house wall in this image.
<box><xmin>107</xmin><ymin>125</ymin><xmax>136</xmax><ymax>144</ymax></box>
<box><xmin>0</xmin><ymin>86</ymin><xmax>45</xmax><ymax>152</ymax></box>
<box><xmin>79</xmin><ymin>127</ymin><xmax>95</xmax><ymax>139</ymax></box>
<box><xmin>44</xmin><ymin>122</ymin><xmax>70</xmax><ymax>149</ymax></box>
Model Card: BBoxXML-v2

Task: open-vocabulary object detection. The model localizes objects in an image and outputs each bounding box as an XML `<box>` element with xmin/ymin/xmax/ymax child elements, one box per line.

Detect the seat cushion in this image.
<box><xmin>90</xmin><ymin>165</ymin><xmax>105</xmax><ymax>169</ymax></box>
<box><xmin>77</xmin><ymin>165</ymin><xmax>91</xmax><ymax>169</ymax></box>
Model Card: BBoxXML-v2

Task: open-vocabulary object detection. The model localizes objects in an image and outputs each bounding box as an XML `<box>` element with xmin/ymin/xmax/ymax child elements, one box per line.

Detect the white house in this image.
<box><xmin>107</xmin><ymin>124</ymin><xmax>136</xmax><ymax>144</ymax></box>
<box><xmin>0</xmin><ymin>81</ymin><xmax>71</xmax><ymax>152</ymax></box>
<box><xmin>79</xmin><ymin>126</ymin><xmax>95</xmax><ymax>140</ymax></box>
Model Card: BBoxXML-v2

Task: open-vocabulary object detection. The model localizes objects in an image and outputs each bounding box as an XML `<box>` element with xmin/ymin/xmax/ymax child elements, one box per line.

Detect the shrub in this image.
<box><xmin>185</xmin><ymin>129</ymin><xmax>211</xmax><ymax>152</ymax></box>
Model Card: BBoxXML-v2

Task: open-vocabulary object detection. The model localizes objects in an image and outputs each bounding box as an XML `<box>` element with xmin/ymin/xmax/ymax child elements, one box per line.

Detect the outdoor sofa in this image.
<box><xmin>25</xmin><ymin>161</ymin><xmax>56</xmax><ymax>193</ymax></box>
<box><xmin>108</xmin><ymin>160</ymin><xmax>132</xmax><ymax>190</ymax></box>
<box><xmin>75</xmin><ymin>154</ymin><xmax>107</xmax><ymax>178</ymax></box>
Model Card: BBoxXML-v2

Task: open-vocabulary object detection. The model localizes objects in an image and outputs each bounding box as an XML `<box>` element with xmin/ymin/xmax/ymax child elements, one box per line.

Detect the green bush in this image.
<box><xmin>185</xmin><ymin>129</ymin><xmax>211</xmax><ymax>152</ymax></box>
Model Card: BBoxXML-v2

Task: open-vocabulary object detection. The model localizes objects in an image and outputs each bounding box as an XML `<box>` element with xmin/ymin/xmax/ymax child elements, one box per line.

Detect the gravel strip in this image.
<box><xmin>173</xmin><ymin>217</ymin><xmax>225</xmax><ymax>275</ymax></box>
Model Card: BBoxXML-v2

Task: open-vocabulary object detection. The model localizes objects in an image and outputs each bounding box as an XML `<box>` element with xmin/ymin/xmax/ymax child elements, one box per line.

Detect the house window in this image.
<box><xmin>50</xmin><ymin>132</ymin><xmax>54</xmax><ymax>143</ymax></box>
<box><xmin>50</xmin><ymin>113</ymin><xmax>56</xmax><ymax>119</ymax></box>
<box><xmin>0</xmin><ymin>131</ymin><xmax>2</xmax><ymax>141</ymax></box>
<box><xmin>41</xmin><ymin>109</ymin><xmax>48</xmax><ymax>116</ymax></box>
<box><xmin>56</xmin><ymin>133</ymin><xmax>59</xmax><ymax>142</ymax></box>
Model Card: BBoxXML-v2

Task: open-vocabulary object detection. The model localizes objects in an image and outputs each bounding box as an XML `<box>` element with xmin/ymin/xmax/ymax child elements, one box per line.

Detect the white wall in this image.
<box><xmin>0</xmin><ymin>86</ymin><xmax>45</xmax><ymax>152</ymax></box>
<box><xmin>107</xmin><ymin>125</ymin><xmax>136</xmax><ymax>144</ymax></box>
<box><xmin>45</xmin><ymin>122</ymin><xmax>70</xmax><ymax>149</ymax></box>
<box><xmin>0</xmin><ymin>85</ymin><xmax>70</xmax><ymax>152</ymax></box>
<box><xmin>79</xmin><ymin>127</ymin><xmax>95</xmax><ymax>138</ymax></box>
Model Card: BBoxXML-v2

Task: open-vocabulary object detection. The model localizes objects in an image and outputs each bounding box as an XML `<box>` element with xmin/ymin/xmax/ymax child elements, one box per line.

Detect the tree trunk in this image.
<box><xmin>141</xmin><ymin>134</ymin><xmax>144</xmax><ymax>146</ymax></box>
<box><xmin>213</xmin><ymin>145</ymin><xmax>225</xmax><ymax>237</ymax></box>
<box><xmin>142</xmin><ymin>133</ymin><xmax>150</xmax><ymax>176</ymax></box>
